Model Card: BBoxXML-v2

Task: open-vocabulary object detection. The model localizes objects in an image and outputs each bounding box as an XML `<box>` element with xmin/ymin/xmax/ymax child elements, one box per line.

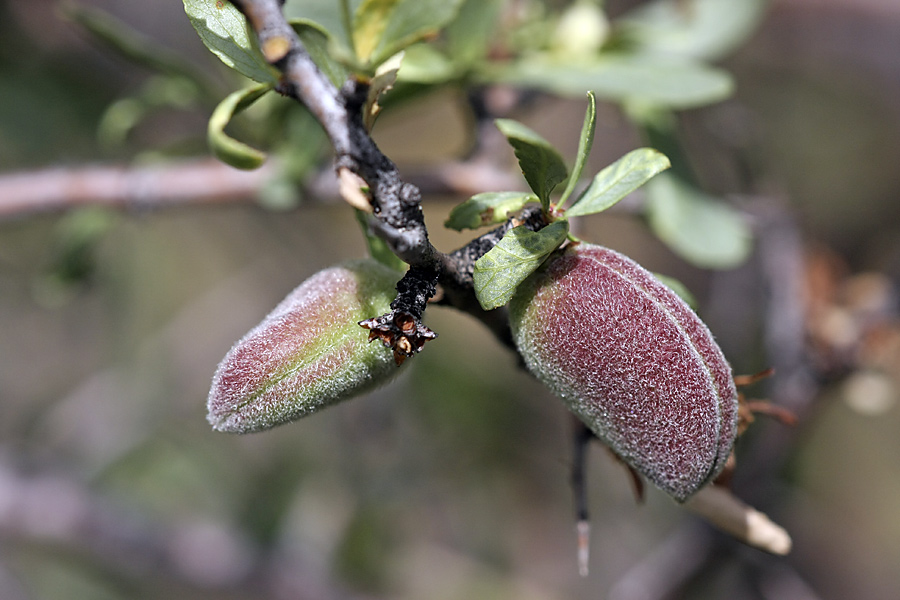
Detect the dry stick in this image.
<box><xmin>231</xmin><ymin>0</ymin><xmax>438</xmax><ymax>269</ymax></box>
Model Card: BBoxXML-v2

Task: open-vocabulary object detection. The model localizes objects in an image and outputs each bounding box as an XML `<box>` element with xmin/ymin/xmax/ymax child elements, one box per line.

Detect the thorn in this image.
<box><xmin>577</xmin><ymin>520</ymin><xmax>590</xmax><ymax>577</ymax></box>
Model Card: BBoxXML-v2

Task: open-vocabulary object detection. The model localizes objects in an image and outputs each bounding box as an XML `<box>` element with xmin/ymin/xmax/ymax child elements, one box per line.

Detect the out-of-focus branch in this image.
<box><xmin>0</xmin><ymin>157</ymin><xmax>530</xmax><ymax>222</ymax></box>
<box><xmin>0</xmin><ymin>458</ymin><xmax>365</xmax><ymax>600</ymax></box>
<box><xmin>0</xmin><ymin>159</ymin><xmax>276</xmax><ymax>219</ymax></box>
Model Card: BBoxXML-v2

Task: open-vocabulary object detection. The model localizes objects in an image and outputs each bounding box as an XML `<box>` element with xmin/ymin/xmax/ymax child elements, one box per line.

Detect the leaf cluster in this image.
<box><xmin>183</xmin><ymin>0</ymin><xmax>762</xmax><ymax>166</ymax></box>
<box><xmin>467</xmin><ymin>94</ymin><xmax>673</xmax><ymax>309</ymax></box>
<box><xmin>177</xmin><ymin>0</ymin><xmax>754</xmax><ymax>275</ymax></box>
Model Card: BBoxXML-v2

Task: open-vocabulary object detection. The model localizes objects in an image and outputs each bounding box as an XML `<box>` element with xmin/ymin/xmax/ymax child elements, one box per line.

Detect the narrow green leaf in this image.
<box><xmin>353</xmin><ymin>0</ymin><xmax>465</xmax><ymax>68</ymax></box>
<box><xmin>98</xmin><ymin>76</ymin><xmax>201</xmax><ymax>149</ymax></box>
<box><xmin>445</xmin><ymin>192</ymin><xmax>538</xmax><ymax>231</ymax></box>
<box><xmin>66</xmin><ymin>3</ymin><xmax>208</xmax><ymax>86</ymax></box>
<box><xmin>559</xmin><ymin>92</ymin><xmax>597</xmax><ymax>206</ymax></box>
<box><xmin>353</xmin><ymin>0</ymin><xmax>398</xmax><ymax>63</ymax></box>
<box><xmin>495</xmin><ymin>119</ymin><xmax>568</xmax><ymax>212</ymax></box>
<box><xmin>567</xmin><ymin>148</ymin><xmax>670</xmax><ymax>217</ymax></box>
<box><xmin>645</xmin><ymin>173</ymin><xmax>752</xmax><ymax>269</ymax></box>
<box><xmin>474</xmin><ymin>221</ymin><xmax>569</xmax><ymax>310</ymax></box>
<box><xmin>208</xmin><ymin>83</ymin><xmax>273</xmax><ymax>170</ymax></box>
<box><xmin>486</xmin><ymin>56</ymin><xmax>733</xmax><ymax>109</ymax></box>
<box><xmin>355</xmin><ymin>210</ymin><xmax>408</xmax><ymax>272</ymax></box>
<box><xmin>184</xmin><ymin>0</ymin><xmax>278</xmax><ymax>84</ymax></box>
<box><xmin>290</xmin><ymin>20</ymin><xmax>350</xmax><ymax>88</ymax></box>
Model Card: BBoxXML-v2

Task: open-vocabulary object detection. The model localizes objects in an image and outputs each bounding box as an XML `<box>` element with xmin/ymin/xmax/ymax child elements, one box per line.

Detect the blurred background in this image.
<box><xmin>2</xmin><ymin>1</ymin><xmax>900</xmax><ymax>599</ymax></box>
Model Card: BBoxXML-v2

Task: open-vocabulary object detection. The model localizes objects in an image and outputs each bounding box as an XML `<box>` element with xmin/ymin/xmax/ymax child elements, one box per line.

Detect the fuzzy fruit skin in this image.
<box><xmin>510</xmin><ymin>244</ymin><xmax>738</xmax><ymax>501</ymax></box>
<box><xmin>208</xmin><ymin>260</ymin><xmax>402</xmax><ymax>434</ymax></box>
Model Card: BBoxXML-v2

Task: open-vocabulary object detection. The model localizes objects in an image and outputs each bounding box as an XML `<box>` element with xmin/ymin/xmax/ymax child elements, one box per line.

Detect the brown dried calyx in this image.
<box><xmin>359</xmin><ymin>310</ymin><xmax>437</xmax><ymax>365</ymax></box>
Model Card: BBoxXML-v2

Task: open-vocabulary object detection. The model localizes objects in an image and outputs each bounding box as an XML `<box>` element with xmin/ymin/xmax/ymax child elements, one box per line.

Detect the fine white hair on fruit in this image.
<box><xmin>510</xmin><ymin>244</ymin><xmax>738</xmax><ymax>501</ymax></box>
<box><xmin>207</xmin><ymin>260</ymin><xmax>404</xmax><ymax>434</ymax></box>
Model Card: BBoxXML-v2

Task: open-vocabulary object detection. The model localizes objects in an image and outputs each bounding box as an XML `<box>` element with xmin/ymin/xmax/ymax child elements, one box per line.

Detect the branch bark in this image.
<box><xmin>0</xmin><ymin>159</ymin><xmax>276</xmax><ymax>219</ymax></box>
<box><xmin>229</xmin><ymin>0</ymin><xmax>550</xmax><ymax>364</ymax></box>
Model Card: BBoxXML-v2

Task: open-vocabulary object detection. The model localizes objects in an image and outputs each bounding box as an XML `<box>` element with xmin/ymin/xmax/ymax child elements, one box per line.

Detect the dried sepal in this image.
<box><xmin>359</xmin><ymin>310</ymin><xmax>437</xmax><ymax>366</ymax></box>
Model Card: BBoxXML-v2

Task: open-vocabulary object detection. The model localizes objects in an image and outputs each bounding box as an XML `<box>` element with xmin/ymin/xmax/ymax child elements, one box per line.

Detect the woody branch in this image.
<box><xmin>229</xmin><ymin>0</ymin><xmax>549</xmax><ymax>363</ymax></box>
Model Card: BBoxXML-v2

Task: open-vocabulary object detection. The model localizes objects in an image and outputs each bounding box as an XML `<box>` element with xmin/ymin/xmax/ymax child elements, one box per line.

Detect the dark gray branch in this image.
<box><xmin>231</xmin><ymin>0</ymin><xmax>440</xmax><ymax>271</ymax></box>
<box><xmin>231</xmin><ymin>0</ymin><xmax>453</xmax><ymax>362</ymax></box>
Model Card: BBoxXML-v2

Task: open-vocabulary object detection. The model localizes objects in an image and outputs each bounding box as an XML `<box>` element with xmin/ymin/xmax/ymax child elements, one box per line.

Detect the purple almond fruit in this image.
<box><xmin>208</xmin><ymin>259</ymin><xmax>403</xmax><ymax>434</ymax></box>
<box><xmin>509</xmin><ymin>244</ymin><xmax>738</xmax><ymax>501</ymax></box>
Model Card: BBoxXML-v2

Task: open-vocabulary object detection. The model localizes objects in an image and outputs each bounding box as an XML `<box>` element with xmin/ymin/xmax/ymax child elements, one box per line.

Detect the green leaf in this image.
<box><xmin>290</xmin><ymin>20</ymin><xmax>351</xmax><ymax>88</ymax></box>
<box><xmin>645</xmin><ymin>173</ymin><xmax>752</xmax><ymax>269</ymax></box>
<box><xmin>495</xmin><ymin>119</ymin><xmax>568</xmax><ymax>212</ymax></box>
<box><xmin>474</xmin><ymin>221</ymin><xmax>569</xmax><ymax>310</ymax></box>
<box><xmin>486</xmin><ymin>56</ymin><xmax>733</xmax><ymax>110</ymax></box>
<box><xmin>395</xmin><ymin>43</ymin><xmax>456</xmax><ymax>84</ymax></box>
<box><xmin>445</xmin><ymin>192</ymin><xmax>538</xmax><ymax>231</ymax></box>
<box><xmin>208</xmin><ymin>83</ymin><xmax>273</xmax><ymax>170</ymax></box>
<box><xmin>98</xmin><ymin>76</ymin><xmax>201</xmax><ymax>149</ymax></box>
<box><xmin>444</xmin><ymin>0</ymin><xmax>503</xmax><ymax>65</ymax></box>
<box><xmin>353</xmin><ymin>0</ymin><xmax>465</xmax><ymax>68</ymax></box>
<box><xmin>355</xmin><ymin>210</ymin><xmax>408</xmax><ymax>272</ymax></box>
<box><xmin>184</xmin><ymin>0</ymin><xmax>278</xmax><ymax>84</ymax></box>
<box><xmin>567</xmin><ymin>148</ymin><xmax>670</xmax><ymax>217</ymax></box>
<box><xmin>284</xmin><ymin>0</ymin><xmax>358</xmax><ymax>57</ymax></box>
<box><xmin>620</xmin><ymin>0</ymin><xmax>768</xmax><ymax>62</ymax></box>
<box><xmin>559</xmin><ymin>92</ymin><xmax>597</xmax><ymax>206</ymax></box>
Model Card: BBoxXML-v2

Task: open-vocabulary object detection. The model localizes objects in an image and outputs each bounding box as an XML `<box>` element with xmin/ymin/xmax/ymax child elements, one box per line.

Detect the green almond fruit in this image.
<box><xmin>510</xmin><ymin>244</ymin><xmax>738</xmax><ymax>501</ymax></box>
<box><xmin>208</xmin><ymin>259</ymin><xmax>403</xmax><ymax>433</ymax></box>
